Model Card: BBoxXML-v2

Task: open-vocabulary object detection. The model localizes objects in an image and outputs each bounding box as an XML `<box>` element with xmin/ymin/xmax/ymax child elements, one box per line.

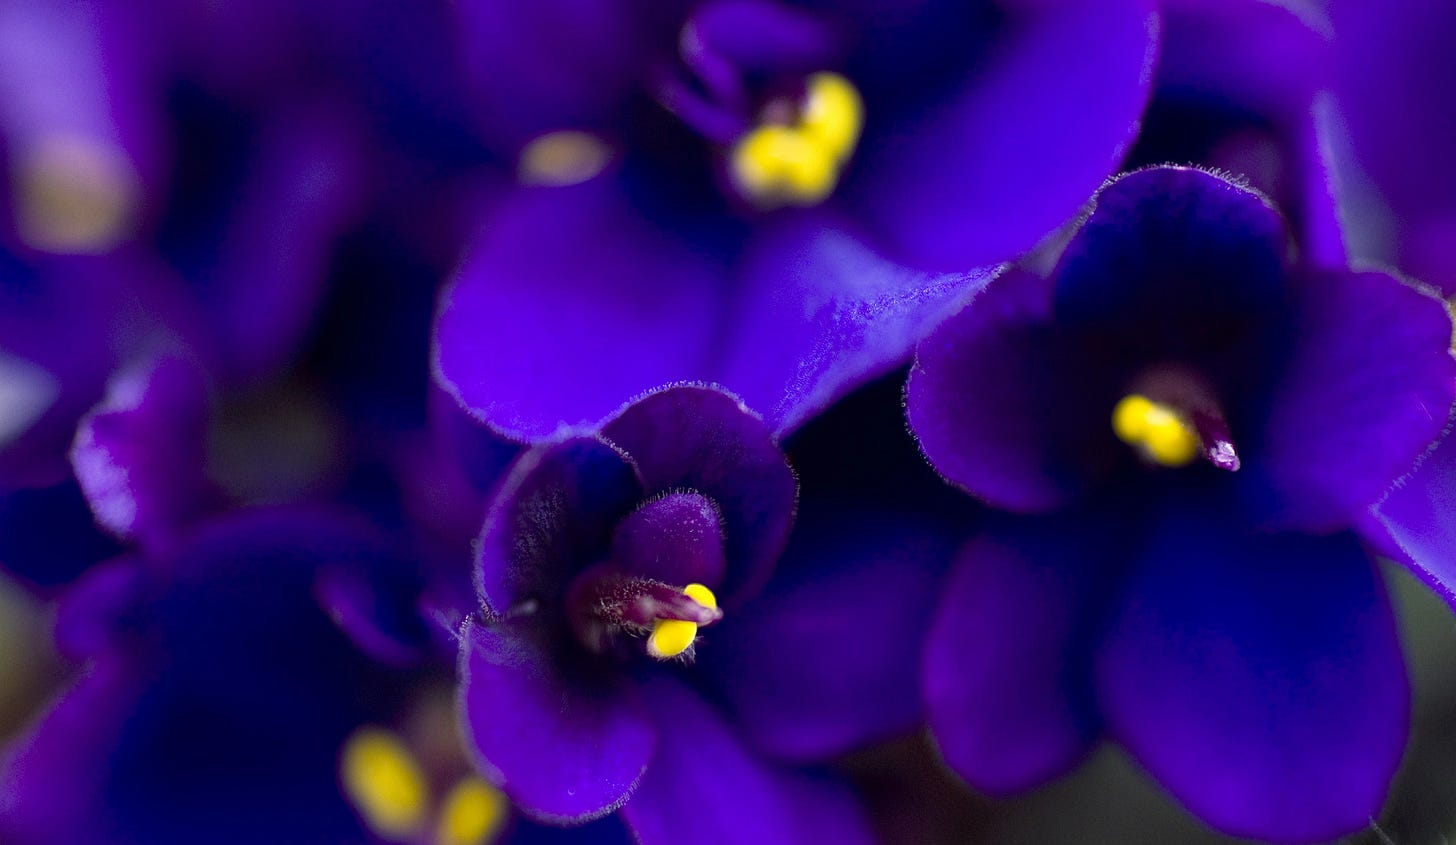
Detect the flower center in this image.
<box><xmin>566</xmin><ymin>568</ymin><xmax>722</xmax><ymax>661</ymax></box>
<box><xmin>1112</xmin><ymin>394</ymin><xmax>1202</xmax><ymax>468</ymax></box>
<box><xmin>1110</xmin><ymin>367</ymin><xmax>1241</xmax><ymax>471</ymax></box>
<box><xmin>728</xmin><ymin>72</ymin><xmax>864</xmax><ymax>209</ymax></box>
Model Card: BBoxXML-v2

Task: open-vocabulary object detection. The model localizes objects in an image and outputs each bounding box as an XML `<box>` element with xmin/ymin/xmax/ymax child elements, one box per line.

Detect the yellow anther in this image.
<box><xmin>13</xmin><ymin>135</ymin><xmax>136</xmax><ymax>254</ymax></box>
<box><xmin>340</xmin><ymin>728</ymin><xmax>429</xmax><ymax>839</ymax></box>
<box><xmin>517</xmin><ymin>131</ymin><xmax>612</xmax><ymax>186</ymax></box>
<box><xmin>1111</xmin><ymin>394</ymin><xmax>1201</xmax><ymax>468</ymax></box>
<box><xmin>435</xmin><ymin>777</ymin><xmax>509</xmax><ymax>845</ymax></box>
<box><xmin>798</xmin><ymin>72</ymin><xmax>863</xmax><ymax>161</ymax></box>
<box><xmin>730</xmin><ymin>125</ymin><xmax>838</xmax><ymax>207</ymax></box>
<box><xmin>647</xmin><ymin>583</ymin><xmax>717</xmax><ymax>659</ymax></box>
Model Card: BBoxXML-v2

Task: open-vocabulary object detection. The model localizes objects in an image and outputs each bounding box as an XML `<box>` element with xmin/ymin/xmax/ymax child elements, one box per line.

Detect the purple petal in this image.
<box><xmin>69</xmin><ymin>350</ymin><xmax>218</xmax><ymax>550</ymax></box>
<box><xmin>52</xmin><ymin>557</ymin><xmax>147</xmax><ymax>661</ymax></box>
<box><xmin>620</xmin><ymin>674</ymin><xmax>874</xmax><ymax>845</ymax></box>
<box><xmin>1097</xmin><ymin>502</ymin><xmax>1409</xmax><ymax>842</ymax></box>
<box><xmin>611</xmin><ymin>492</ymin><xmax>726</xmax><ymax>588</ymax></box>
<box><xmin>907</xmin><ymin>268</ymin><xmax>1112</xmax><ymax>513</ymax></box>
<box><xmin>315</xmin><ymin>556</ymin><xmax>434</xmax><ymax>667</ymax></box>
<box><xmin>476</xmin><ymin>436</ymin><xmax>642</xmax><ymax>613</ymax></box>
<box><xmin>923</xmin><ymin>515</ymin><xmax>1116</xmax><ymax>796</ymax></box>
<box><xmin>701</xmin><ymin>504</ymin><xmax>957</xmax><ymax>762</ymax></box>
<box><xmin>458</xmin><ymin>617</ymin><xmax>655</xmax><ymax>823</ymax></box>
<box><xmin>433</xmin><ymin>179</ymin><xmax>724</xmax><ymax>441</ymax></box>
<box><xmin>1377</xmin><ymin>428</ymin><xmax>1456</xmax><ymax>606</ymax></box>
<box><xmin>848</xmin><ymin>0</ymin><xmax>1158</xmax><ymax>270</ymax></box>
<box><xmin>1249</xmin><ymin>269</ymin><xmax>1456</xmax><ymax>531</ymax></box>
<box><xmin>1052</xmin><ymin>167</ymin><xmax>1292</xmax><ymax>346</ymax></box>
<box><xmin>719</xmin><ymin>216</ymin><xmax>993</xmax><ymax>437</ymax></box>
<box><xmin>602</xmin><ymin>385</ymin><xmax>794</xmax><ymax>605</ymax></box>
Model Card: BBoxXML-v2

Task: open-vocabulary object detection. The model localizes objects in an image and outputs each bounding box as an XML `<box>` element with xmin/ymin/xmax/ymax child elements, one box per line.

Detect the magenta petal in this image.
<box><xmin>69</xmin><ymin>351</ymin><xmax>217</xmax><ymax>550</ymax></box>
<box><xmin>1251</xmin><ymin>269</ymin><xmax>1456</xmax><ymax>530</ymax></box>
<box><xmin>475</xmin><ymin>436</ymin><xmax>642</xmax><ymax>613</ymax></box>
<box><xmin>611</xmin><ymin>492</ymin><xmax>727</xmax><ymax>589</ymax></box>
<box><xmin>907</xmin><ymin>269</ymin><xmax>1108</xmax><ymax>513</ymax></box>
<box><xmin>620</xmin><ymin>675</ymin><xmax>874</xmax><ymax>845</ymax></box>
<box><xmin>923</xmin><ymin>517</ymin><xmax>1112</xmax><ymax>796</ymax></box>
<box><xmin>433</xmin><ymin>179</ymin><xmax>723</xmax><ymax>441</ymax></box>
<box><xmin>850</xmin><ymin>0</ymin><xmax>1158</xmax><ymax>270</ymax></box>
<box><xmin>458</xmin><ymin>617</ymin><xmax>655</xmax><ymax>824</ymax></box>
<box><xmin>1097</xmin><ymin>505</ymin><xmax>1408</xmax><ymax>843</ymax></box>
<box><xmin>602</xmin><ymin>385</ymin><xmax>794</xmax><ymax>605</ymax></box>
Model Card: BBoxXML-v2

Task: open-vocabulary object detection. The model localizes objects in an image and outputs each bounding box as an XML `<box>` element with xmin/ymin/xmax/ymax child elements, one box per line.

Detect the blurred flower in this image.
<box><xmin>905</xmin><ymin>166</ymin><xmax>1456</xmax><ymax>842</ymax></box>
<box><xmin>434</xmin><ymin>0</ymin><xmax>1158</xmax><ymax>440</ymax></box>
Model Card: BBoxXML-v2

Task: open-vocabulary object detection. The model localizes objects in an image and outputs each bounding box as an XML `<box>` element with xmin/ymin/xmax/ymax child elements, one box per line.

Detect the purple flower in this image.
<box><xmin>434</xmin><ymin>0</ymin><xmax>1158</xmax><ymax>440</ymax></box>
<box><xmin>456</xmin><ymin>384</ymin><xmax>875</xmax><ymax>842</ymax></box>
<box><xmin>905</xmin><ymin>166</ymin><xmax>1456</xmax><ymax>842</ymax></box>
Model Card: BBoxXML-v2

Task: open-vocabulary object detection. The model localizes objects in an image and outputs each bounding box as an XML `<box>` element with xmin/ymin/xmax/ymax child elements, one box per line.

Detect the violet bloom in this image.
<box><xmin>905</xmin><ymin>166</ymin><xmax>1456</xmax><ymax>842</ymax></box>
<box><xmin>457</xmin><ymin>384</ymin><xmax>873</xmax><ymax>842</ymax></box>
<box><xmin>435</xmin><ymin>0</ymin><xmax>1157</xmax><ymax>440</ymax></box>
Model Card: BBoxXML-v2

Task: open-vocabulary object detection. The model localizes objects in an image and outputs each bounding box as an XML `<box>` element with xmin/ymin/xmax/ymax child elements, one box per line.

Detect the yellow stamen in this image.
<box><xmin>798</xmin><ymin>72</ymin><xmax>863</xmax><ymax>162</ymax></box>
<box><xmin>340</xmin><ymin>728</ymin><xmax>429</xmax><ymax>839</ymax></box>
<box><xmin>647</xmin><ymin>583</ymin><xmax>717</xmax><ymax>659</ymax></box>
<box><xmin>729</xmin><ymin>72</ymin><xmax>863</xmax><ymax>209</ymax></box>
<box><xmin>1111</xmin><ymin>394</ymin><xmax>1201</xmax><ymax>468</ymax></box>
<box><xmin>435</xmin><ymin>777</ymin><xmax>509</xmax><ymax>845</ymax></box>
<box><xmin>517</xmin><ymin>131</ymin><xmax>613</xmax><ymax>186</ymax></box>
<box><xmin>14</xmin><ymin>135</ymin><xmax>136</xmax><ymax>253</ymax></box>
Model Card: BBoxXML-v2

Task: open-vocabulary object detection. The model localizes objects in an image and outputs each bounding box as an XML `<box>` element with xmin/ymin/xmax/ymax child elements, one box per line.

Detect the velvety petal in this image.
<box><xmin>701</xmin><ymin>503</ymin><xmax>958</xmax><ymax>762</ymax></box>
<box><xmin>52</xmin><ymin>557</ymin><xmax>147</xmax><ymax>661</ymax></box>
<box><xmin>847</xmin><ymin>0</ymin><xmax>1158</xmax><ymax>270</ymax></box>
<box><xmin>1377</xmin><ymin>428</ymin><xmax>1456</xmax><ymax>607</ymax></box>
<box><xmin>685</xmin><ymin>0</ymin><xmax>841</xmax><ymax>78</ymax></box>
<box><xmin>1249</xmin><ymin>269</ymin><xmax>1456</xmax><ymax>530</ymax></box>
<box><xmin>611</xmin><ymin>491</ymin><xmax>726</xmax><ymax>588</ymax></box>
<box><xmin>718</xmin><ymin>215</ymin><xmax>993</xmax><ymax>437</ymax></box>
<box><xmin>315</xmin><ymin>556</ymin><xmax>434</xmax><ymax>667</ymax></box>
<box><xmin>458</xmin><ymin>616</ymin><xmax>655</xmax><ymax>823</ymax></box>
<box><xmin>0</xmin><ymin>480</ymin><xmax>123</xmax><ymax>589</ymax></box>
<box><xmin>602</xmin><ymin>385</ymin><xmax>794</xmax><ymax>605</ymax></box>
<box><xmin>475</xmin><ymin>435</ymin><xmax>642</xmax><ymax>613</ymax></box>
<box><xmin>1051</xmin><ymin>167</ymin><xmax>1292</xmax><ymax>351</ymax></box>
<box><xmin>70</xmin><ymin>350</ymin><xmax>218</xmax><ymax>550</ymax></box>
<box><xmin>621</xmin><ymin>674</ymin><xmax>874</xmax><ymax>845</ymax></box>
<box><xmin>433</xmin><ymin>179</ymin><xmax>724</xmax><ymax>441</ymax></box>
<box><xmin>907</xmin><ymin>268</ymin><xmax>1115</xmax><ymax>512</ymax></box>
<box><xmin>1097</xmin><ymin>503</ymin><xmax>1409</xmax><ymax>843</ymax></box>
<box><xmin>923</xmin><ymin>514</ymin><xmax>1119</xmax><ymax>796</ymax></box>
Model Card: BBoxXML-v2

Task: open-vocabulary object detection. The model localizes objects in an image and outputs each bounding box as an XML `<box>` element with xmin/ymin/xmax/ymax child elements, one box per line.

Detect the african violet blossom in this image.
<box><xmin>905</xmin><ymin>166</ymin><xmax>1456</xmax><ymax>842</ymax></box>
<box><xmin>435</xmin><ymin>0</ymin><xmax>1157</xmax><ymax>441</ymax></box>
<box><xmin>457</xmin><ymin>384</ymin><xmax>874</xmax><ymax>843</ymax></box>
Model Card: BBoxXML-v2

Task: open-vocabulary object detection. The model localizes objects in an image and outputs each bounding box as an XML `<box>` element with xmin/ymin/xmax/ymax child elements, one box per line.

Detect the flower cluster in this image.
<box><xmin>1</xmin><ymin>2</ymin><xmax>1455</xmax><ymax>845</ymax></box>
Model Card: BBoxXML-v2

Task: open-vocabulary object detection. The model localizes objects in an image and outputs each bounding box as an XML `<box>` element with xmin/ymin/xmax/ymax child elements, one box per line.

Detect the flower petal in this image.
<box><xmin>1249</xmin><ymin>269</ymin><xmax>1456</xmax><ymax>531</ymax></box>
<box><xmin>1097</xmin><ymin>501</ymin><xmax>1409</xmax><ymax>842</ymax></box>
<box><xmin>457</xmin><ymin>616</ymin><xmax>655</xmax><ymax>824</ymax></box>
<box><xmin>620</xmin><ymin>674</ymin><xmax>874</xmax><ymax>845</ymax></box>
<box><xmin>848</xmin><ymin>0</ymin><xmax>1158</xmax><ymax>270</ymax></box>
<box><xmin>475</xmin><ymin>436</ymin><xmax>642</xmax><ymax>613</ymax></box>
<box><xmin>923</xmin><ymin>513</ymin><xmax>1118</xmax><ymax>795</ymax></box>
<box><xmin>602</xmin><ymin>385</ymin><xmax>794</xmax><ymax>605</ymax></box>
<box><xmin>611</xmin><ymin>491</ymin><xmax>727</xmax><ymax>589</ymax></box>
<box><xmin>1377</xmin><ymin>428</ymin><xmax>1456</xmax><ymax>607</ymax></box>
<box><xmin>433</xmin><ymin>179</ymin><xmax>723</xmax><ymax>441</ymax></box>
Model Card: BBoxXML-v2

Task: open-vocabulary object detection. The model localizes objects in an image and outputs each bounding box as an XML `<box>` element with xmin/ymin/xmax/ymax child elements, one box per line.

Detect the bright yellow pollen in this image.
<box><xmin>647</xmin><ymin>583</ymin><xmax>717</xmax><ymax>659</ymax></box>
<box><xmin>340</xmin><ymin>728</ymin><xmax>429</xmax><ymax>839</ymax></box>
<box><xmin>799</xmin><ymin>72</ymin><xmax>863</xmax><ymax>161</ymax></box>
<box><xmin>14</xmin><ymin>135</ymin><xmax>136</xmax><ymax>254</ymax></box>
<box><xmin>435</xmin><ymin>777</ymin><xmax>509</xmax><ymax>845</ymax></box>
<box><xmin>517</xmin><ymin>131</ymin><xmax>612</xmax><ymax>186</ymax></box>
<box><xmin>729</xmin><ymin>72</ymin><xmax>863</xmax><ymax>209</ymax></box>
<box><xmin>1111</xmin><ymin>394</ymin><xmax>1201</xmax><ymax>468</ymax></box>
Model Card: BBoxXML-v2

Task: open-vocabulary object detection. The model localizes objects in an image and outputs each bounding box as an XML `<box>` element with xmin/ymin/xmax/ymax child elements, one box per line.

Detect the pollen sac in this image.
<box><xmin>1112</xmin><ymin>393</ymin><xmax>1201</xmax><ymax>468</ymax></box>
<box><xmin>517</xmin><ymin>130</ymin><xmax>613</xmax><ymax>186</ymax></box>
<box><xmin>435</xmin><ymin>776</ymin><xmax>509</xmax><ymax>845</ymax></box>
<box><xmin>647</xmin><ymin>582</ymin><xmax>719</xmax><ymax>660</ymax></box>
<box><xmin>13</xmin><ymin>134</ymin><xmax>137</xmax><ymax>254</ymax></box>
<box><xmin>340</xmin><ymin>728</ymin><xmax>429</xmax><ymax>839</ymax></box>
<box><xmin>730</xmin><ymin>71</ymin><xmax>863</xmax><ymax>209</ymax></box>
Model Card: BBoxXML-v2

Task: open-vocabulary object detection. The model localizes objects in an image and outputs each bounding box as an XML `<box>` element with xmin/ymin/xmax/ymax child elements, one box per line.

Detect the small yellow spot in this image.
<box><xmin>517</xmin><ymin>131</ymin><xmax>612</xmax><ymax>186</ymax></box>
<box><xmin>729</xmin><ymin>72</ymin><xmax>863</xmax><ymax>209</ymax></box>
<box><xmin>13</xmin><ymin>135</ymin><xmax>136</xmax><ymax>254</ymax></box>
<box><xmin>647</xmin><ymin>583</ymin><xmax>717</xmax><ymax>659</ymax></box>
<box><xmin>435</xmin><ymin>777</ymin><xmax>509</xmax><ymax>845</ymax></box>
<box><xmin>340</xmin><ymin>728</ymin><xmax>429</xmax><ymax>839</ymax></box>
<box><xmin>1111</xmin><ymin>394</ymin><xmax>1200</xmax><ymax>468</ymax></box>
